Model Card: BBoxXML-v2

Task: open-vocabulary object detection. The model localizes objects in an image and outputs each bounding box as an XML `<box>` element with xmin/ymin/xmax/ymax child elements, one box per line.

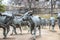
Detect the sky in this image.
<box><xmin>2</xmin><ymin>0</ymin><xmax>10</xmax><ymax>5</ymax></box>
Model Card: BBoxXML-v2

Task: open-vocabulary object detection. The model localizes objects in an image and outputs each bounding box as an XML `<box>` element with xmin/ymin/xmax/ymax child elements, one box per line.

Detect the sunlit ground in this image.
<box><xmin>0</xmin><ymin>25</ymin><xmax>59</xmax><ymax>40</ymax></box>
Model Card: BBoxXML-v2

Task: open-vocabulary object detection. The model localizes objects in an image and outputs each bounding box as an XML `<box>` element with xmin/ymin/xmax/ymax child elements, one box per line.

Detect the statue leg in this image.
<box><xmin>59</xmin><ymin>25</ymin><xmax>60</xmax><ymax>33</ymax></box>
<box><xmin>59</xmin><ymin>25</ymin><xmax>60</xmax><ymax>30</ymax></box>
<box><xmin>31</xmin><ymin>27</ymin><xmax>33</xmax><ymax>35</ymax></box>
<box><xmin>38</xmin><ymin>26</ymin><xmax>41</xmax><ymax>36</ymax></box>
<box><xmin>19</xmin><ymin>25</ymin><xmax>22</xmax><ymax>34</ymax></box>
<box><xmin>49</xmin><ymin>24</ymin><xmax>51</xmax><ymax>30</ymax></box>
<box><xmin>12</xmin><ymin>24</ymin><xmax>17</xmax><ymax>35</ymax></box>
<box><xmin>52</xmin><ymin>25</ymin><xmax>55</xmax><ymax>31</ymax></box>
<box><xmin>33</xmin><ymin>26</ymin><xmax>36</xmax><ymax>40</ymax></box>
<box><xmin>3</xmin><ymin>27</ymin><xmax>7</xmax><ymax>39</ymax></box>
<box><xmin>7</xmin><ymin>26</ymin><xmax>10</xmax><ymax>35</ymax></box>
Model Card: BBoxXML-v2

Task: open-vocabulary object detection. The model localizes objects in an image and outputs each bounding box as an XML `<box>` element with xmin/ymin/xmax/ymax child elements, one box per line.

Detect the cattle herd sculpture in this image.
<box><xmin>0</xmin><ymin>11</ymin><xmax>60</xmax><ymax>40</ymax></box>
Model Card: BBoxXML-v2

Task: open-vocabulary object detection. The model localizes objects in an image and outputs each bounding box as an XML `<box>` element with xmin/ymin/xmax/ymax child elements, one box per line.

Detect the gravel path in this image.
<box><xmin>0</xmin><ymin>25</ymin><xmax>60</xmax><ymax>40</ymax></box>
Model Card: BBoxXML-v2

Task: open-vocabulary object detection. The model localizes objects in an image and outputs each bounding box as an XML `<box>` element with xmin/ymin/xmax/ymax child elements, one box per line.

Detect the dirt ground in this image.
<box><xmin>0</xmin><ymin>25</ymin><xmax>60</xmax><ymax>40</ymax></box>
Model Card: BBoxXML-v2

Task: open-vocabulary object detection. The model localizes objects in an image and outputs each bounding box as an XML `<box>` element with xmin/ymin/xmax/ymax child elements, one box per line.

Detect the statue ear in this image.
<box><xmin>0</xmin><ymin>13</ymin><xmax>2</xmax><ymax>16</ymax></box>
<box><xmin>30</xmin><ymin>13</ymin><xmax>33</xmax><ymax>16</ymax></box>
<box><xmin>30</xmin><ymin>14</ymin><xmax>32</xmax><ymax>16</ymax></box>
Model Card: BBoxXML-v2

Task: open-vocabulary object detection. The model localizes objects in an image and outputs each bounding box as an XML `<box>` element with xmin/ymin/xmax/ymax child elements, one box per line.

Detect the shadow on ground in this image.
<box><xmin>0</xmin><ymin>37</ymin><xmax>15</xmax><ymax>40</ymax></box>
